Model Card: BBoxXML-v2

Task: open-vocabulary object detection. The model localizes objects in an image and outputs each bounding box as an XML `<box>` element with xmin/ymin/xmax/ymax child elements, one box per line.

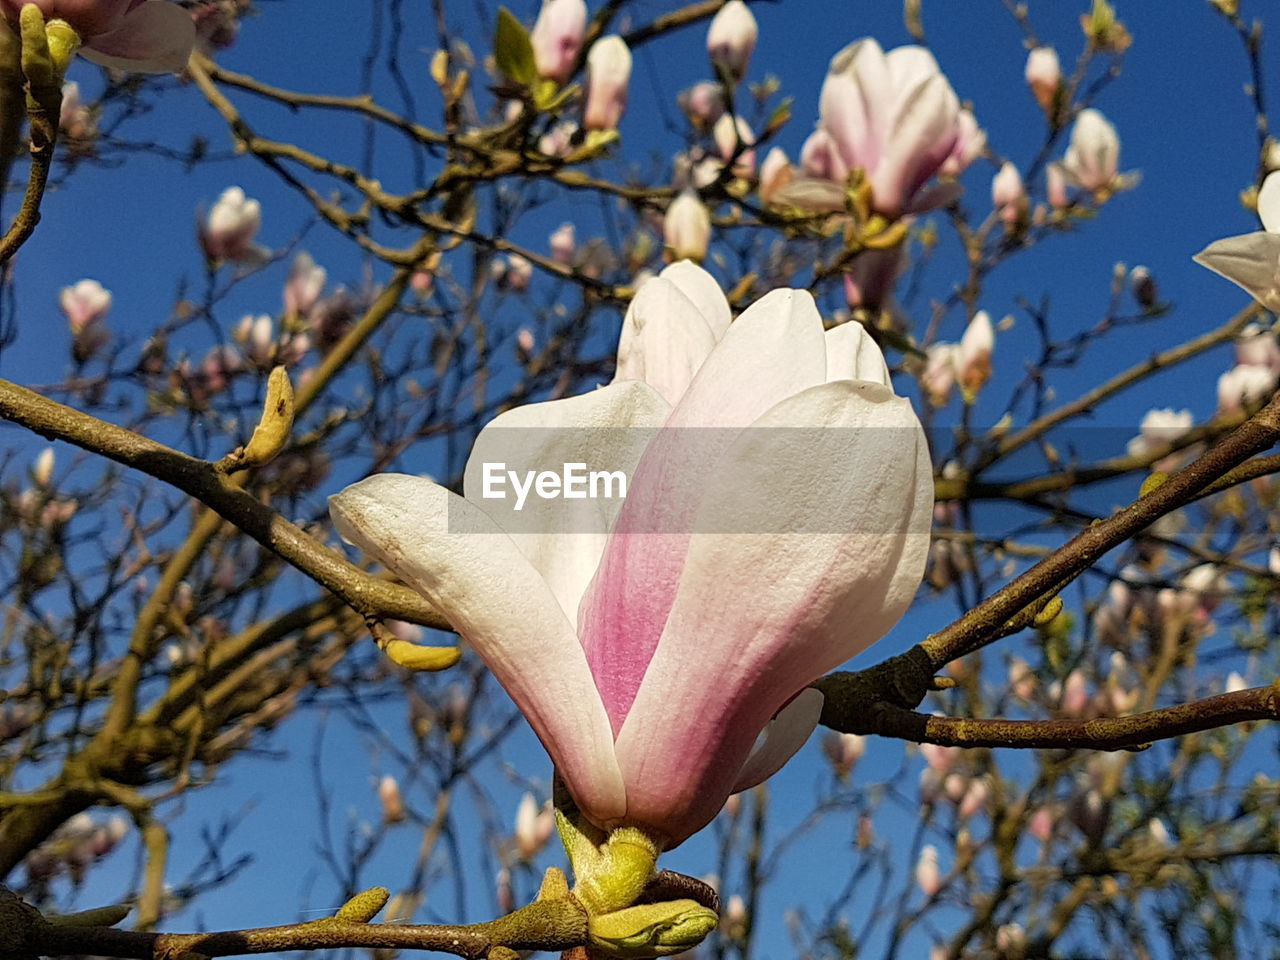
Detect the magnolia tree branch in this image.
<box><xmin>0</xmin><ymin>377</ymin><xmax>445</xmax><ymax>630</ymax></box>
<box><xmin>824</xmin><ymin>683</ymin><xmax>1280</xmax><ymax>751</ymax></box>
<box><xmin>818</xmin><ymin>388</ymin><xmax>1280</xmax><ymax>730</ymax></box>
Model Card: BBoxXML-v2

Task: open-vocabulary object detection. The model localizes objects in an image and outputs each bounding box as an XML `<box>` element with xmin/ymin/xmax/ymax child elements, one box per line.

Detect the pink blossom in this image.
<box><xmin>1234</xmin><ymin>323</ymin><xmax>1280</xmax><ymax>372</ymax></box>
<box><xmin>1058</xmin><ymin>669</ymin><xmax>1090</xmax><ymax>718</ymax></box>
<box><xmin>822</xmin><ymin>731</ymin><xmax>866</xmax><ymax>780</ymax></box>
<box><xmin>915</xmin><ymin>845</ymin><xmax>941</xmax><ymax>897</ymax></box>
<box><xmin>937</xmin><ymin>108</ymin><xmax>984</xmax><ymax>178</ymax></box>
<box><xmin>957</xmin><ymin>311</ymin><xmax>994</xmax><ymax>393</ymax></box>
<box><xmin>199</xmin><ymin>187</ymin><xmax>262</xmax><ymax>264</ymax></box>
<box><xmin>678</xmin><ymin>81</ymin><xmax>725</xmax><ymax>130</ymax></box>
<box><xmin>992</xmin><ymin>162</ymin><xmax>1026</xmax><ymax>226</ymax></box>
<box><xmin>59</xmin><ymin>278</ymin><xmax>111</xmax><ymax>335</ymax></box>
<box><xmin>0</xmin><ymin>0</ymin><xmax>195</xmax><ymax>73</ymax></box>
<box><xmin>191</xmin><ymin>0</ymin><xmax>240</xmax><ymax>51</ymax></box>
<box><xmin>1061</xmin><ymin>108</ymin><xmax>1121</xmax><ymax>195</ymax></box>
<box><xmin>1125</xmin><ymin>407</ymin><xmax>1192</xmax><ymax>462</ymax></box>
<box><xmin>1027</xmin><ymin>806</ymin><xmax>1054</xmax><ymax>842</ymax></box>
<box><xmin>706</xmin><ymin>0</ymin><xmax>756</xmax><ymax>82</ymax></box>
<box><xmin>549</xmin><ymin>223</ymin><xmax>576</xmax><ymax>265</ymax></box>
<box><xmin>1217</xmin><ymin>364</ymin><xmax>1277</xmax><ymax>414</ymax></box>
<box><xmin>920</xmin><ymin>741</ymin><xmax>960</xmax><ymax>773</ymax></box>
<box><xmin>58</xmin><ymin>81</ymin><xmax>95</xmax><ymax>140</ymax></box>
<box><xmin>583</xmin><ymin>35</ymin><xmax>631</xmax><ymax>130</ymax></box>
<box><xmin>795</xmin><ymin>39</ymin><xmax>966</xmax><ymax>217</ymax></box>
<box><xmin>842</xmin><ymin>245</ymin><xmax>905</xmax><ymax>314</ymax></box>
<box><xmin>713</xmin><ymin>113</ymin><xmax>756</xmax><ymax>176</ymax></box>
<box><xmin>1046</xmin><ymin>163</ymin><xmax>1069</xmax><ymax>210</ymax></box>
<box><xmin>758</xmin><ymin>147</ymin><xmax>793</xmax><ymax>205</ymax></box>
<box><xmin>378</xmin><ymin>775</ymin><xmax>406</xmax><ymax>823</ymax></box>
<box><xmin>284</xmin><ymin>251</ymin><xmax>327</xmax><ymax>317</ymax></box>
<box><xmin>920</xmin><ymin>342</ymin><xmax>958</xmax><ymax>407</ymax></box>
<box><xmin>330</xmin><ymin>261</ymin><xmax>933</xmax><ymax>846</ymax></box>
<box><xmin>514</xmin><ymin>792</ymin><xmax>555</xmax><ymax>859</ymax></box>
<box><xmin>529</xmin><ymin>0</ymin><xmax>586</xmax><ymax>84</ymax></box>
<box><xmin>1024</xmin><ymin>46</ymin><xmax>1061</xmax><ymax>113</ymax></box>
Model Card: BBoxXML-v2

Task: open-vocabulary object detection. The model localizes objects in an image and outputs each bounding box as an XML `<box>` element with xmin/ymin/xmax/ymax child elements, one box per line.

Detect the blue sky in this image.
<box><xmin>6</xmin><ymin>0</ymin><xmax>1279</xmax><ymax>957</ymax></box>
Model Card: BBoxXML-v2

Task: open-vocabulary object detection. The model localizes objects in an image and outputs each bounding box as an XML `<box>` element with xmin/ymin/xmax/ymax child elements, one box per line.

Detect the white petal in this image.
<box><xmin>660</xmin><ymin>260</ymin><xmax>733</xmax><ymax>340</ymax></box>
<box><xmin>1259</xmin><ymin>172</ymin><xmax>1280</xmax><ymax>233</ymax></box>
<box><xmin>613</xmin><ymin>276</ymin><xmax>719</xmax><ymax>406</ymax></box>
<box><xmin>731</xmin><ymin>688</ymin><xmax>825</xmax><ymax>793</ymax></box>
<box><xmin>463</xmin><ymin>380</ymin><xmax>671</xmax><ymax>622</ymax></box>
<box><xmin>82</xmin><ymin>0</ymin><xmax>195</xmax><ymax>74</ymax></box>
<box><xmin>824</xmin><ymin>321</ymin><xmax>891</xmax><ymax>386</ymax></box>
<box><xmin>329</xmin><ymin>475</ymin><xmax>625</xmax><ymax>822</ymax></box>
<box><xmin>1194</xmin><ymin>232</ymin><xmax>1280</xmax><ymax>312</ymax></box>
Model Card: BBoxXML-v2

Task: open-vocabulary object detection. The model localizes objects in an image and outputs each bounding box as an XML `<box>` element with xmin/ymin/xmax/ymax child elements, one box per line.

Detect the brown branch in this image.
<box><xmin>0</xmin><ymin>46</ymin><xmax>60</xmax><ymax>264</ymax></box>
<box><xmin>0</xmin><ymin>377</ymin><xmax>446</xmax><ymax>630</ymax></box>
<box><xmin>819</xmin><ymin>682</ymin><xmax>1280</xmax><ymax>751</ymax></box>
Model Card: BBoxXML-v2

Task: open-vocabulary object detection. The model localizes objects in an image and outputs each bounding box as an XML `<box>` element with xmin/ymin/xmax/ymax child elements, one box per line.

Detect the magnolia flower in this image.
<box><xmin>200</xmin><ymin>187</ymin><xmax>262</xmax><ymax>264</ymax></box>
<box><xmin>0</xmin><ymin>0</ymin><xmax>195</xmax><ymax>73</ymax></box>
<box><xmin>937</xmin><ymin>108</ymin><xmax>984</xmax><ymax>178</ymax></box>
<box><xmin>789</xmin><ymin>39</ymin><xmax>966</xmax><ymax>217</ymax></box>
<box><xmin>992</xmin><ymin>162</ymin><xmax>1026</xmax><ymax>227</ymax></box>
<box><xmin>1028</xmin><ymin>806</ymin><xmax>1054</xmax><ymax>842</ymax></box>
<box><xmin>1125</xmin><ymin>407</ymin><xmax>1193</xmax><ymax>460</ymax></box>
<box><xmin>58</xmin><ymin>80</ymin><xmax>95</xmax><ymax>140</ymax></box>
<box><xmin>1061</xmin><ymin>108</ymin><xmax>1121</xmax><ymax>196</ymax></box>
<box><xmin>378</xmin><ymin>775</ymin><xmax>406</xmax><ymax>823</ymax></box>
<box><xmin>59</xmin><ymin>278</ymin><xmax>111</xmax><ymax>335</ymax></box>
<box><xmin>1024</xmin><ymin>46</ymin><xmax>1061</xmax><ymax>113</ymax></box>
<box><xmin>583</xmin><ymin>35</ymin><xmax>631</xmax><ymax>130</ymax></box>
<box><xmin>1130</xmin><ymin>265</ymin><xmax>1158</xmax><ymax>308</ymax></box>
<box><xmin>843</xmin><ymin>245</ymin><xmax>906</xmax><ymax>316</ymax></box>
<box><xmin>920</xmin><ymin>342</ymin><xmax>958</xmax><ymax>407</ymax></box>
<box><xmin>549</xmin><ymin>223</ymin><xmax>576</xmax><ymax>265</ymax></box>
<box><xmin>530</xmin><ymin>0</ymin><xmax>587</xmax><ymax>84</ymax></box>
<box><xmin>514</xmin><ymin>792</ymin><xmax>556</xmax><ymax>859</ymax></box>
<box><xmin>957</xmin><ymin>311</ymin><xmax>994</xmax><ymax>394</ymax></box>
<box><xmin>1046</xmin><ymin>163</ymin><xmax>1068</xmax><ymax>210</ymax></box>
<box><xmin>821</xmin><ymin>731</ymin><xmax>866</xmax><ymax>780</ymax></box>
<box><xmin>1196</xmin><ymin>172</ymin><xmax>1280</xmax><ymax>311</ymax></box>
<box><xmin>284</xmin><ymin>251</ymin><xmax>326</xmax><ymax>317</ymax></box>
<box><xmin>330</xmin><ymin>261</ymin><xmax>932</xmax><ymax>846</ymax></box>
<box><xmin>915</xmin><ymin>845</ymin><xmax>941</xmax><ymax>897</ymax></box>
<box><xmin>1226</xmin><ymin>671</ymin><xmax>1247</xmax><ymax>693</ymax></box>
<box><xmin>758</xmin><ymin>147</ymin><xmax>793</xmax><ymax>205</ymax></box>
<box><xmin>713</xmin><ymin>113</ymin><xmax>756</xmax><ymax>177</ymax></box>
<box><xmin>1235</xmin><ymin>322</ymin><xmax>1280</xmax><ymax>372</ymax></box>
<box><xmin>664</xmin><ymin>190</ymin><xmax>712</xmax><ymax>263</ymax></box>
<box><xmin>678</xmin><ymin>81</ymin><xmax>725</xmax><ymax>130</ymax></box>
<box><xmin>33</xmin><ymin>447</ymin><xmax>55</xmax><ymax>487</ymax></box>
<box><xmin>706</xmin><ymin>0</ymin><xmax>756</xmax><ymax>81</ymax></box>
<box><xmin>191</xmin><ymin>0</ymin><xmax>240</xmax><ymax>51</ymax></box>
<box><xmin>1217</xmin><ymin>363</ymin><xmax>1277</xmax><ymax>415</ymax></box>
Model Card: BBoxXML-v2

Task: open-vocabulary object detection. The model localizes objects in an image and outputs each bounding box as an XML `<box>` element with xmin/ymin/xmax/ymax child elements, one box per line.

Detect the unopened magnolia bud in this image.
<box><xmin>1130</xmin><ymin>265</ymin><xmax>1157</xmax><ymax>308</ymax></box>
<box><xmin>549</xmin><ymin>222</ymin><xmax>576</xmax><ymax>264</ymax></box>
<box><xmin>664</xmin><ymin>190</ymin><xmax>711</xmax><ymax>262</ymax></box>
<box><xmin>378</xmin><ymin>775</ymin><xmax>406</xmax><ymax>823</ymax></box>
<box><xmin>240</xmin><ymin>366</ymin><xmax>294</xmax><ymax>467</ymax></box>
<box><xmin>758</xmin><ymin>146</ymin><xmax>793</xmax><ymax>204</ymax></box>
<box><xmin>1024</xmin><ymin>46</ymin><xmax>1061</xmax><ymax>113</ymax></box>
<box><xmin>706</xmin><ymin>0</ymin><xmax>757</xmax><ymax>82</ymax></box>
<box><xmin>992</xmin><ymin>162</ymin><xmax>1026</xmax><ymax>227</ymax></box>
<box><xmin>583</xmin><ymin>35</ymin><xmax>632</xmax><ymax>130</ymax></box>
<box><xmin>957</xmin><ymin>311</ymin><xmax>994</xmax><ymax>395</ymax></box>
<box><xmin>33</xmin><ymin>447</ymin><xmax>54</xmax><ymax>487</ymax></box>
<box><xmin>530</xmin><ymin>0</ymin><xmax>587</xmax><ymax>84</ymax></box>
<box><xmin>588</xmin><ymin>900</ymin><xmax>718</xmax><ymax>958</ymax></box>
<box><xmin>336</xmin><ymin>886</ymin><xmax>390</xmax><ymax>923</ymax></box>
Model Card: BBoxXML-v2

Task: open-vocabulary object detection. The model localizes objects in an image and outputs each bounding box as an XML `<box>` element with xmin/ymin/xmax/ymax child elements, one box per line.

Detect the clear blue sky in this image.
<box><xmin>6</xmin><ymin>1</ymin><xmax>1276</xmax><ymax>956</ymax></box>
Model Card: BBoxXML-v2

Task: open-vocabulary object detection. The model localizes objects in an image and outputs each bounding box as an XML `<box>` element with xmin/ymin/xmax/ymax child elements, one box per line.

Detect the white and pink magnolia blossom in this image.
<box><xmin>843</xmin><ymin>245</ymin><xmax>906</xmax><ymax>315</ymax></box>
<box><xmin>1226</xmin><ymin>671</ymin><xmax>1247</xmax><ymax>693</ymax></box>
<box><xmin>1061</xmin><ymin>108</ymin><xmax>1121</xmax><ymax>196</ymax></box>
<box><xmin>59</xmin><ymin>278</ymin><xmax>111</xmax><ymax>335</ymax></box>
<box><xmin>514</xmin><ymin>792</ymin><xmax>555</xmax><ymax>859</ymax></box>
<box><xmin>1027</xmin><ymin>806</ymin><xmax>1054</xmax><ymax>842</ymax></box>
<box><xmin>284</xmin><ymin>251</ymin><xmax>327</xmax><ymax>317</ymax></box>
<box><xmin>1125</xmin><ymin>407</ymin><xmax>1193</xmax><ymax>461</ymax></box>
<box><xmin>529</xmin><ymin>0</ymin><xmax>587</xmax><ymax>84</ymax></box>
<box><xmin>582</xmin><ymin>35</ymin><xmax>631</xmax><ymax>130</ymax></box>
<box><xmin>821</xmin><ymin>731</ymin><xmax>866</xmax><ymax>780</ymax></box>
<box><xmin>713</xmin><ymin>113</ymin><xmax>756</xmax><ymax>177</ymax></box>
<box><xmin>58</xmin><ymin>81</ymin><xmax>95</xmax><ymax>140</ymax></box>
<box><xmin>1046</xmin><ymin>163</ymin><xmax>1069</xmax><ymax>210</ymax></box>
<box><xmin>1217</xmin><ymin>363</ymin><xmax>1277</xmax><ymax>415</ymax></box>
<box><xmin>549</xmin><ymin>222</ymin><xmax>576</xmax><ymax>265</ymax></box>
<box><xmin>920</xmin><ymin>343</ymin><xmax>958</xmax><ymax>407</ymax></box>
<box><xmin>678</xmin><ymin>81</ymin><xmax>725</xmax><ymax>130</ymax></box>
<box><xmin>789</xmin><ymin>39</ymin><xmax>967</xmax><ymax>217</ymax></box>
<box><xmin>664</xmin><ymin>190</ymin><xmax>712</xmax><ymax>263</ymax></box>
<box><xmin>706</xmin><ymin>0</ymin><xmax>756</xmax><ymax>82</ymax></box>
<box><xmin>915</xmin><ymin>845</ymin><xmax>941</xmax><ymax>897</ymax></box>
<box><xmin>1234</xmin><ymin>322</ymin><xmax>1280</xmax><ymax>372</ymax></box>
<box><xmin>505</xmin><ymin>254</ymin><xmax>533</xmax><ymax>292</ymax></box>
<box><xmin>1057</xmin><ymin>669</ymin><xmax>1090</xmax><ymax>718</ymax></box>
<box><xmin>200</xmin><ymin>187</ymin><xmax>263</xmax><ymax>264</ymax></box>
<box><xmin>33</xmin><ymin>448</ymin><xmax>55</xmax><ymax>487</ymax></box>
<box><xmin>1024</xmin><ymin>46</ymin><xmax>1061</xmax><ymax>113</ymax></box>
<box><xmin>1196</xmin><ymin>172</ymin><xmax>1280</xmax><ymax>311</ymax></box>
<box><xmin>758</xmin><ymin>146</ymin><xmax>793</xmax><ymax>205</ymax></box>
<box><xmin>0</xmin><ymin>0</ymin><xmax>195</xmax><ymax>73</ymax></box>
<box><xmin>937</xmin><ymin>108</ymin><xmax>984</xmax><ymax>178</ymax></box>
<box><xmin>920</xmin><ymin>741</ymin><xmax>959</xmax><ymax>773</ymax></box>
<box><xmin>378</xmin><ymin>775</ymin><xmax>406</xmax><ymax>823</ymax></box>
<box><xmin>191</xmin><ymin>0</ymin><xmax>240</xmax><ymax>51</ymax></box>
<box><xmin>957</xmin><ymin>311</ymin><xmax>994</xmax><ymax>394</ymax></box>
<box><xmin>539</xmin><ymin>120</ymin><xmax>578</xmax><ymax>157</ymax></box>
<box><xmin>992</xmin><ymin>162</ymin><xmax>1026</xmax><ymax>227</ymax></box>
<box><xmin>330</xmin><ymin>261</ymin><xmax>933</xmax><ymax>846</ymax></box>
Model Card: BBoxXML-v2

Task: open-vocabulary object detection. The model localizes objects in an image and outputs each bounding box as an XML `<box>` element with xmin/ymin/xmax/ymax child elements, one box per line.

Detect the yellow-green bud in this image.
<box><xmin>335</xmin><ymin>886</ymin><xmax>389</xmax><ymax>923</ymax></box>
<box><xmin>588</xmin><ymin>900</ymin><xmax>718</xmax><ymax>958</ymax></box>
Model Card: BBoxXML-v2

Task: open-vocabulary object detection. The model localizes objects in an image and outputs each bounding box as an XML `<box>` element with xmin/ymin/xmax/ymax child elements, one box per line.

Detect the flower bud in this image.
<box><xmin>549</xmin><ymin>222</ymin><xmax>576</xmax><ymax>265</ymax></box>
<box><xmin>583</xmin><ymin>35</ymin><xmax>632</xmax><ymax>130</ymax></box>
<box><xmin>284</xmin><ymin>251</ymin><xmax>326</xmax><ymax>317</ymax></box>
<box><xmin>59</xmin><ymin>278</ymin><xmax>111</xmax><ymax>336</ymax></box>
<box><xmin>58</xmin><ymin>80</ymin><xmax>95</xmax><ymax>140</ymax></box>
<box><xmin>712</xmin><ymin>112</ymin><xmax>755</xmax><ymax>176</ymax></box>
<box><xmin>530</xmin><ymin>0</ymin><xmax>587</xmax><ymax>84</ymax></box>
<box><xmin>957</xmin><ymin>311</ymin><xmax>994</xmax><ymax>395</ymax></box>
<box><xmin>378</xmin><ymin>775</ymin><xmax>406</xmax><ymax>823</ymax></box>
<box><xmin>821</xmin><ymin>731</ymin><xmax>866</xmax><ymax>780</ymax></box>
<box><xmin>1062</xmin><ymin>108</ymin><xmax>1120</xmax><ymax>196</ymax></box>
<box><xmin>663</xmin><ymin>190</ymin><xmax>711</xmax><ymax>262</ymax></box>
<box><xmin>33</xmin><ymin>447</ymin><xmax>54</xmax><ymax>487</ymax></box>
<box><xmin>1046</xmin><ymin>162</ymin><xmax>1069</xmax><ymax>210</ymax></box>
<box><xmin>758</xmin><ymin>146</ymin><xmax>793</xmax><ymax>204</ymax></box>
<box><xmin>513</xmin><ymin>792</ymin><xmax>555</xmax><ymax>859</ymax></box>
<box><xmin>1226</xmin><ymin>671</ymin><xmax>1247</xmax><ymax>693</ymax></box>
<box><xmin>678</xmin><ymin>81</ymin><xmax>725</xmax><ymax>130</ymax></box>
<box><xmin>1024</xmin><ymin>46</ymin><xmax>1061</xmax><ymax>113</ymax></box>
<box><xmin>1130</xmin><ymin>265</ymin><xmax>1157</xmax><ymax>309</ymax></box>
<box><xmin>915</xmin><ymin>845</ymin><xmax>940</xmax><ymax>897</ymax></box>
<box><xmin>991</xmin><ymin>162</ymin><xmax>1026</xmax><ymax>227</ymax></box>
<box><xmin>939</xmin><ymin>108</ymin><xmax>985</xmax><ymax>177</ymax></box>
<box><xmin>706</xmin><ymin>0</ymin><xmax>757</xmax><ymax>82</ymax></box>
<box><xmin>1217</xmin><ymin>363</ymin><xmax>1277</xmax><ymax>414</ymax></box>
<box><xmin>505</xmin><ymin>254</ymin><xmax>533</xmax><ymax>291</ymax></box>
<box><xmin>200</xmin><ymin>186</ymin><xmax>262</xmax><ymax>263</ymax></box>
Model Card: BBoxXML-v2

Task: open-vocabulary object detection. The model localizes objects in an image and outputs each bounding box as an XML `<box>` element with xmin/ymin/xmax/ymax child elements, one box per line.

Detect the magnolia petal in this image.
<box><xmin>613</xmin><ymin>275</ymin><xmax>719</xmax><ymax>406</ymax></box>
<box><xmin>772</xmin><ymin>174</ymin><xmax>848</xmax><ymax>213</ymax></box>
<box><xmin>579</xmin><ymin>289</ymin><xmax>829</xmax><ymax>734</ymax></box>
<box><xmin>660</xmin><ymin>260</ymin><xmax>732</xmax><ymax>341</ymax></box>
<box><xmin>329</xmin><ymin>475</ymin><xmax>625</xmax><ymax>823</ymax></box>
<box><xmin>824</xmin><ymin>321</ymin><xmax>891</xmax><ymax>386</ymax></box>
<box><xmin>1259</xmin><ymin>172</ymin><xmax>1280</xmax><ymax>234</ymax></box>
<box><xmin>871</xmin><ymin>73</ymin><xmax>959</xmax><ymax>217</ymax></box>
<box><xmin>613</xmin><ymin>379</ymin><xmax>933</xmax><ymax>844</ymax></box>
<box><xmin>731</xmin><ymin>688</ymin><xmax>825</xmax><ymax>793</ymax></box>
<box><xmin>1193</xmin><ymin>232</ymin><xmax>1280</xmax><ymax>312</ymax></box>
<box><xmin>462</xmin><ymin>380</ymin><xmax>670</xmax><ymax>623</ymax></box>
<box><xmin>81</xmin><ymin>0</ymin><xmax>195</xmax><ymax>73</ymax></box>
